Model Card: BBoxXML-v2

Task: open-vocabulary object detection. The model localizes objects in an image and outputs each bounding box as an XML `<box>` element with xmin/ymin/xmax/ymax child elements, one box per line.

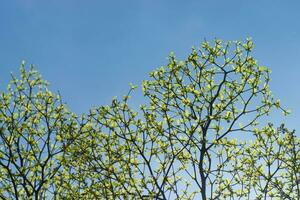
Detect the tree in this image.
<box><xmin>0</xmin><ymin>39</ymin><xmax>299</xmax><ymax>200</ymax></box>
<box><xmin>0</xmin><ymin>66</ymin><xmax>79</xmax><ymax>199</ymax></box>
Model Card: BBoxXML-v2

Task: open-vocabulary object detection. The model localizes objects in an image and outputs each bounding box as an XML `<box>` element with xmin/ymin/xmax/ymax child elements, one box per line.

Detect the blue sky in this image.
<box><xmin>0</xmin><ymin>0</ymin><xmax>299</xmax><ymax>133</ymax></box>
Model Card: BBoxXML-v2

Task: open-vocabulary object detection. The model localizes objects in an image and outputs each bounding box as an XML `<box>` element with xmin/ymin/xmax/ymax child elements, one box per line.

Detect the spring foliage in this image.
<box><xmin>0</xmin><ymin>39</ymin><xmax>299</xmax><ymax>199</ymax></box>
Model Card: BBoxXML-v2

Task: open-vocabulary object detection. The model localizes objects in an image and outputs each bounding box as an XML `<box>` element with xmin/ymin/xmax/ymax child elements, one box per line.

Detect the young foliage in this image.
<box><xmin>0</xmin><ymin>65</ymin><xmax>78</xmax><ymax>199</ymax></box>
<box><xmin>0</xmin><ymin>39</ymin><xmax>298</xmax><ymax>200</ymax></box>
<box><xmin>62</xmin><ymin>39</ymin><xmax>299</xmax><ymax>199</ymax></box>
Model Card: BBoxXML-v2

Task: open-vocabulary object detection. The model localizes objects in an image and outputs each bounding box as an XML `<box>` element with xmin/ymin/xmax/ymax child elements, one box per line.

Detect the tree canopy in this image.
<box><xmin>0</xmin><ymin>39</ymin><xmax>299</xmax><ymax>200</ymax></box>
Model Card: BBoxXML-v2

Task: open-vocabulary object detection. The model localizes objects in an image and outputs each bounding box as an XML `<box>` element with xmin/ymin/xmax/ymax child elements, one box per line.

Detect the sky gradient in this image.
<box><xmin>0</xmin><ymin>0</ymin><xmax>299</xmax><ymax>133</ymax></box>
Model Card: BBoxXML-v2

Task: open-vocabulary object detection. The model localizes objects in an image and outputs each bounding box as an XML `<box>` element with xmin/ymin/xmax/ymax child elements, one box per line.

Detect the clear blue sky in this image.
<box><xmin>0</xmin><ymin>0</ymin><xmax>299</xmax><ymax>133</ymax></box>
